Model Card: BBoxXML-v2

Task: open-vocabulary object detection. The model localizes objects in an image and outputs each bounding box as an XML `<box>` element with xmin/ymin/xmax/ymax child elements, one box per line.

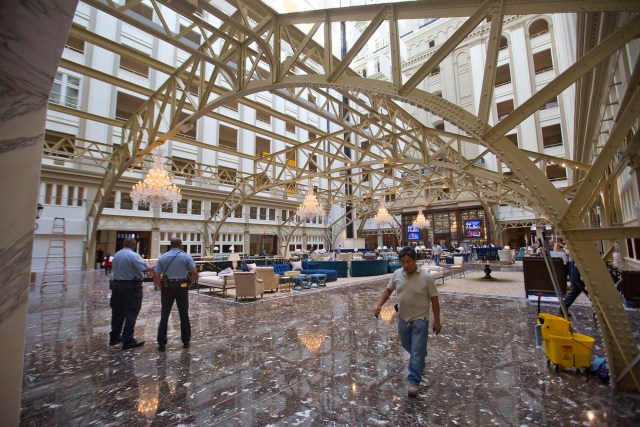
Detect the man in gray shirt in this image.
<box><xmin>374</xmin><ymin>246</ymin><xmax>441</xmax><ymax>397</ymax></box>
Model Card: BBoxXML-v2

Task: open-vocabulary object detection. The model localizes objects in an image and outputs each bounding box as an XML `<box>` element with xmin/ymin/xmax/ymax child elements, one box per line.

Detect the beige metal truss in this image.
<box><xmin>51</xmin><ymin>0</ymin><xmax>640</xmax><ymax>390</ymax></box>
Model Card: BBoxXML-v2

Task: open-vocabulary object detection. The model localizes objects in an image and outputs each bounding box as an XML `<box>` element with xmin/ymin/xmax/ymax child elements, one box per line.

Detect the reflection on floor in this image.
<box><xmin>21</xmin><ymin>270</ymin><xmax>640</xmax><ymax>425</ymax></box>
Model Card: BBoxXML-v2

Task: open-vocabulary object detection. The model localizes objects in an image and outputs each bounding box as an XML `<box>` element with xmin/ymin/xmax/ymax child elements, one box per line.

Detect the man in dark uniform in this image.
<box><xmin>155</xmin><ymin>237</ymin><xmax>197</xmax><ymax>351</ymax></box>
<box><xmin>109</xmin><ymin>237</ymin><xmax>152</xmax><ymax>350</ymax></box>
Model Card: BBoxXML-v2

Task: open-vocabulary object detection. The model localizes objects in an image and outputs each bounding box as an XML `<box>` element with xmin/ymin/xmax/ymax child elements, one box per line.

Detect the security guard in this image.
<box><xmin>155</xmin><ymin>237</ymin><xmax>197</xmax><ymax>351</ymax></box>
<box><xmin>109</xmin><ymin>237</ymin><xmax>152</xmax><ymax>350</ymax></box>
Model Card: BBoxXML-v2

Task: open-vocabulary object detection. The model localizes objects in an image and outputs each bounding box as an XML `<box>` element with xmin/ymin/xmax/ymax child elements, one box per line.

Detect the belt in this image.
<box><xmin>113</xmin><ymin>279</ymin><xmax>141</xmax><ymax>282</ymax></box>
<box><xmin>165</xmin><ymin>278</ymin><xmax>187</xmax><ymax>282</ymax></box>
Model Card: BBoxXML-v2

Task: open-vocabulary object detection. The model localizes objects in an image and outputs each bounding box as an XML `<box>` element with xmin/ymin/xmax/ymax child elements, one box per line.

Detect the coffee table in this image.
<box><xmin>291</xmin><ymin>274</ymin><xmax>310</xmax><ymax>290</ymax></box>
<box><xmin>308</xmin><ymin>273</ymin><xmax>327</xmax><ymax>287</ymax></box>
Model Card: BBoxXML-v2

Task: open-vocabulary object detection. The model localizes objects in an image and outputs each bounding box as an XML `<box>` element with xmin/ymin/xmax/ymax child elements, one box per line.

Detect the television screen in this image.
<box><xmin>407</xmin><ymin>225</ymin><xmax>421</xmax><ymax>241</ymax></box>
<box><xmin>465</xmin><ymin>219</ymin><xmax>483</xmax><ymax>238</ymax></box>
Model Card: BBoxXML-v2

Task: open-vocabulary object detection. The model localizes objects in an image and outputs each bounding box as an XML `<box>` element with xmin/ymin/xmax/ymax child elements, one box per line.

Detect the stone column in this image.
<box><xmin>151</xmin><ymin>216</ymin><xmax>161</xmax><ymax>259</ymax></box>
<box><xmin>510</xmin><ymin>25</ymin><xmax>539</xmax><ymax>152</ymax></box>
<box><xmin>0</xmin><ymin>1</ymin><xmax>79</xmax><ymax>423</ymax></box>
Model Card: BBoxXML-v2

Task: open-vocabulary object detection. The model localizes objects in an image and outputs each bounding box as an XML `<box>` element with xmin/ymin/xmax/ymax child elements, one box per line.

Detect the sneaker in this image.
<box><xmin>408</xmin><ymin>383</ymin><xmax>419</xmax><ymax>398</ymax></box>
<box><xmin>158</xmin><ymin>344</ymin><xmax>166</xmax><ymax>352</ymax></box>
<box><xmin>122</xmin><ymin>340</ymin><xmax>145</xmax><ymax>350</ymax></box>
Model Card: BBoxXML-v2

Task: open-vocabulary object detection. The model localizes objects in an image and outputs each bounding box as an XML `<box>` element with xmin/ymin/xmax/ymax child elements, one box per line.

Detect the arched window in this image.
<box><xmin>499</xmin><ymin>36</ymin><xmax>508</xmax><ymax>50</ymax></box>
<box><xmin>529</xmin><ymin>19</ymin><xmax>549</xmax><ymax>38</ymax></box>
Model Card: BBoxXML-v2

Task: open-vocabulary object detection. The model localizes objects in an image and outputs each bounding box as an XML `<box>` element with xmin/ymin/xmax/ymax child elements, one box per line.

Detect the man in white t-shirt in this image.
<box><xmin>431</xmin><ymin>243</ymin><xmax>442</xmax><ymax>265</ymax></box>
<box><xmin>374</xmin><ymin>246</ymin><xmax>441</xmax><ymax>397</ymax></box>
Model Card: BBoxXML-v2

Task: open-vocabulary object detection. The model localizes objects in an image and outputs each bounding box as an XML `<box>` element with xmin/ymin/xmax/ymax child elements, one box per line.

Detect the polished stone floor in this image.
<box><xmin>20</xmin><ymin>270</ymin><xmax>640</xmax><ymax>426</ymax></box>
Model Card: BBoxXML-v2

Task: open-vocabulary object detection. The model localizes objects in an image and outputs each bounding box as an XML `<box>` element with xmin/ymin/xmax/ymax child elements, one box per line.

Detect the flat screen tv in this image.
<box><xmin>465</xmin><ymin>219</ymin><xmax>483</xmax><ymax>238</ymax></box>
<box><xmin>407</xmin><ymin>225</ymin><xmax>421</xmax><ymax>241</ymax></box>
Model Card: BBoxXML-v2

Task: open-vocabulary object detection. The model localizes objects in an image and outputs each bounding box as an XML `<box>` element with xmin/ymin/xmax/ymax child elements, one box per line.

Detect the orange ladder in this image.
<box><xmin>41</xmin><ymin>217</ymin><xmax>67</xmax><ymax>292</ymax></box>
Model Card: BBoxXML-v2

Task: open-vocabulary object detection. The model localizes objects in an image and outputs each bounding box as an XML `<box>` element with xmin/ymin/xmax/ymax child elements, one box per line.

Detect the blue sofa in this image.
<box><xmin>387</xmin><ymin>262</ymin><xmax>402</xmax><ymax>273</ymax></box>
<box><xmin>312</xmin><ymin>260</ymin><xmax>348</xmax><ymax>278</ymax></box>
<box><xmin>262</xmin><ymin>262</ymin><xmax>338</xmax><ymax>282</ymax></box>
<box><xmin>350</xmin><ymin>259</ymin><xmax>388</xmax><ymax>277</ymax></box>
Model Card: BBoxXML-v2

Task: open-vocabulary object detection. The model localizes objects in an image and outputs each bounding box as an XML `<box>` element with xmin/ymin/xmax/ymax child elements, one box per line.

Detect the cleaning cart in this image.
<box><xmin>535</xmin><ymin>239</ymin><xmax>595</xmax><ymax>372</ymax></box>
<box><xmin>537</xmin><ymin>313</ymin><xmax>595</xmax><ymax>371</ymax></box>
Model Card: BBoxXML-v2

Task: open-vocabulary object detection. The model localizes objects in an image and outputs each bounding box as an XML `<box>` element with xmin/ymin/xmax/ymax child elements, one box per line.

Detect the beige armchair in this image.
<box><xmin>233</xmin><ymin>272</ymin><xmax>264</xmax><ymax>301</ymax></box>
<box><xmin>337</xmin><ymin>253</ymin><xmax>351</xmax><ymax>262</ymax></box>
<box><xmin>255</xmin><ymin>266</ymin><xmax>279</xmax><ymax>293</ymax></box>
<box><xmin>197</xmin><ymin>271</ymin><xmax>235</xmax><ymax>297</ymax></box>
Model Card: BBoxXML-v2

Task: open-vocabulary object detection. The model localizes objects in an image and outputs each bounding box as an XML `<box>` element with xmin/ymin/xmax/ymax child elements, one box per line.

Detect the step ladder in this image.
<box><xmin>41</xmin><ymin>217</ymin><xmax>67</xmax><ymax>292</ymax></box>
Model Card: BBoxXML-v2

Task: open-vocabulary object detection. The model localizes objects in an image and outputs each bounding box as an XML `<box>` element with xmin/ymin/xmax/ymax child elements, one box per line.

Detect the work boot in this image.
<box><xmin>122</xmin><ymin>340</ymin><xmax>145</xmax><ymax>350</ymax></box>
<box><xmin>407</xmin><ymin>383</ymin><xmax>419</xmax><ymax>398</ymax></box>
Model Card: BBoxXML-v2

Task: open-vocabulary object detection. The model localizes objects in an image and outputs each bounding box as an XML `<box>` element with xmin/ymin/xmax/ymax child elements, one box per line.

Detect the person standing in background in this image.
<box><xmin>431</xmin><ymin>243</ymin><xmax>442</xmax><ymax>266</ymax></box>
<box><xmin>155</xmin><ymin>237</ymin><xmax>197</xmax><ymax>351</ymax></box>
<box><xmin>109</xmin><ymin>238</ymin><xmax>152</xmax><ymax>350</ymax></box>
<box><xmin>96</xmin><ymin>247</ymin><xmax>104</xmax><ymax>270</ymax></box>
<box><xmin>103</xmin><ymin>253</ymin><xmax>113</xmax><ymax>276</ymax></box>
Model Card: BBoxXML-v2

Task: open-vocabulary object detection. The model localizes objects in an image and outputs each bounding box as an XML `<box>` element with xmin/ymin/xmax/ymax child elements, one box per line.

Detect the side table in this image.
<box><xmin>308</xmin><ymin>273</ymin><xmax>327</xmax><ymax>287</ymax></box>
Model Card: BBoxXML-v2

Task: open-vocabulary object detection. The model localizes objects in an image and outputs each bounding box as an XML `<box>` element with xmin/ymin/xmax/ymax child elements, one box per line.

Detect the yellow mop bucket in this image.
<box><xmin>537</xmin><ymin>313</ymin><xmax>595</xmax><ymax>370</ymax></box>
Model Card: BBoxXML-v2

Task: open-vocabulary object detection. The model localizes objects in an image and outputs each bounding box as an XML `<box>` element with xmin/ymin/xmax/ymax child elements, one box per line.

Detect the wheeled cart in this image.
<box><xmin>537</xmin><ymin>313</ymin><xmax>595</xmax><ymax>371</ymax></box>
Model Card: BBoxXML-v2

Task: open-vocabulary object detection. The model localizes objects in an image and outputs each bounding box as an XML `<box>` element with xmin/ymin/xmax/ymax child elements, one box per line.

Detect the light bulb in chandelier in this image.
<box><xmin>131</xmin><ymin>149</ymin><xmax>182</xmax><ymax>210</ymax></box>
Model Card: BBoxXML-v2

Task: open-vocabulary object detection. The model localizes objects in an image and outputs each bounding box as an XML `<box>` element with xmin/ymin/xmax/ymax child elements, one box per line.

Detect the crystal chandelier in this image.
<box><xmin>413</xmin><ymin>210</ymin><xmax>430</xmax><ymax>228</ymax></box>
<box><xmin>131</xmin><ymin>149</ymin><xmax>182</xmax><ymax>210</ymax></box>
<box><xmin>373</xmin><ymin>199</ymin><xmax>393</xmax><ymax>225</ymax></box>
<box><xmin>297</xmin><ymin>181</ymin><xmax>324</xmax><ymax>220</ymax></box>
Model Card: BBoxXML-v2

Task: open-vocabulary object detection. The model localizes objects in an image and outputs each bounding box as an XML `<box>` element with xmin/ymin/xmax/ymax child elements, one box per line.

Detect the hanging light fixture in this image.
<box><xmin>131</xmin><ymin>149</ymin><xmax>182</xmax><ymax>210</ymax></box>
<box><xmin>413</xmin><ymin>208</ymin><xmax>430</xmax><ymax>229</ymax></box>
<box><xmin>373</xmin><ymin>199</ymin><xmax>393</xmax><ymax>225</ymax></box>
<box><xmin>297</xmin><ymin>180</ymin><xmax>324</xmax><ymax>220</ymax></box>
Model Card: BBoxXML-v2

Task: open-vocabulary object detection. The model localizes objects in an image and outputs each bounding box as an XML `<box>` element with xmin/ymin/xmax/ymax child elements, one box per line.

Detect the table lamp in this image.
<box><xmin>228</xmin><ymin>253</ymin><xmax>241</xmax><ymax>270</ymax></box>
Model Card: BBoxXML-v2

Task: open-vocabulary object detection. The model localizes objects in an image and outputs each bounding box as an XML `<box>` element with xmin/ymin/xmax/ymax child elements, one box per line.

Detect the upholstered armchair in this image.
<box><xmin>450</xmin><ymin>256</ymin><xmax>465</xmax><ymax>278</ymax></box>
<box><xmin>233</xmin><ymin>272</ymin><xmax>264</xmax><ymax>301</ymax></box>
<box><xmin>255</xmin><ymin>266</ymin><xmax>279</xmax><ymax>293</ymax></box>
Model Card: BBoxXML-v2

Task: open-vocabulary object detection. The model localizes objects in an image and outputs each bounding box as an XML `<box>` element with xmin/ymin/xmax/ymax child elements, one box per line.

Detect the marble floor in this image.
<box><xmin>20</xmin><ymin>270</ymin><xmax>640</xmax><ymax>426</ymax></box>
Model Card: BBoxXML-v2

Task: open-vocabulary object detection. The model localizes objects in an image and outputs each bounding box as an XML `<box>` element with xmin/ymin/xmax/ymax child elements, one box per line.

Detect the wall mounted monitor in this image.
<box><xmin>407</xmin><ymin>225</ymin><xmax>421</xmax><ymax>241</ymax></box>
<box><xmin>464</xmin><ymin>219</ymin><xmax>483</xmax><ymax>238</ymax></box>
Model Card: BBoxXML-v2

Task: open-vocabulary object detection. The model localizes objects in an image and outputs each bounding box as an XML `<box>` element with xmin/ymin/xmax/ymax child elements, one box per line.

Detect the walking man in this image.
<box><xmin>432</xmin><ymin>242</ymin><xmax>442</xmax><ymax>265</ymax></box>
<box><xmin>374</xmin><ymin>246</ymin><xmax>441</xmax><ymax>397</ymax></box>
<box><xmin>561</xmin><ymin>251</ymin><xmax>588</xmax><ymax>317</ymax></box>
<box><xmin>155</xmin><ymin>237</ymin><xmax>197</xmax><ymax>351</ymax></box>
<box><xmin>110</xmin><ymin>237</ymin><xmax>152</xmax><ymax>350</ymax></box>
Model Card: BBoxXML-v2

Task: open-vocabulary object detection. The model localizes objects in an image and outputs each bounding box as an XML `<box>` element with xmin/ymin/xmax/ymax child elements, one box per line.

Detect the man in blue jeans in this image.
<box><xmin>374</xmin><ymin>246</ymin><xmax>442</xmax><ymax>397</ymax></box>
<box><xmin>561</xmin><ymin>256</ymin><xmax>588</xmax><ymax>316</ymax></box>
